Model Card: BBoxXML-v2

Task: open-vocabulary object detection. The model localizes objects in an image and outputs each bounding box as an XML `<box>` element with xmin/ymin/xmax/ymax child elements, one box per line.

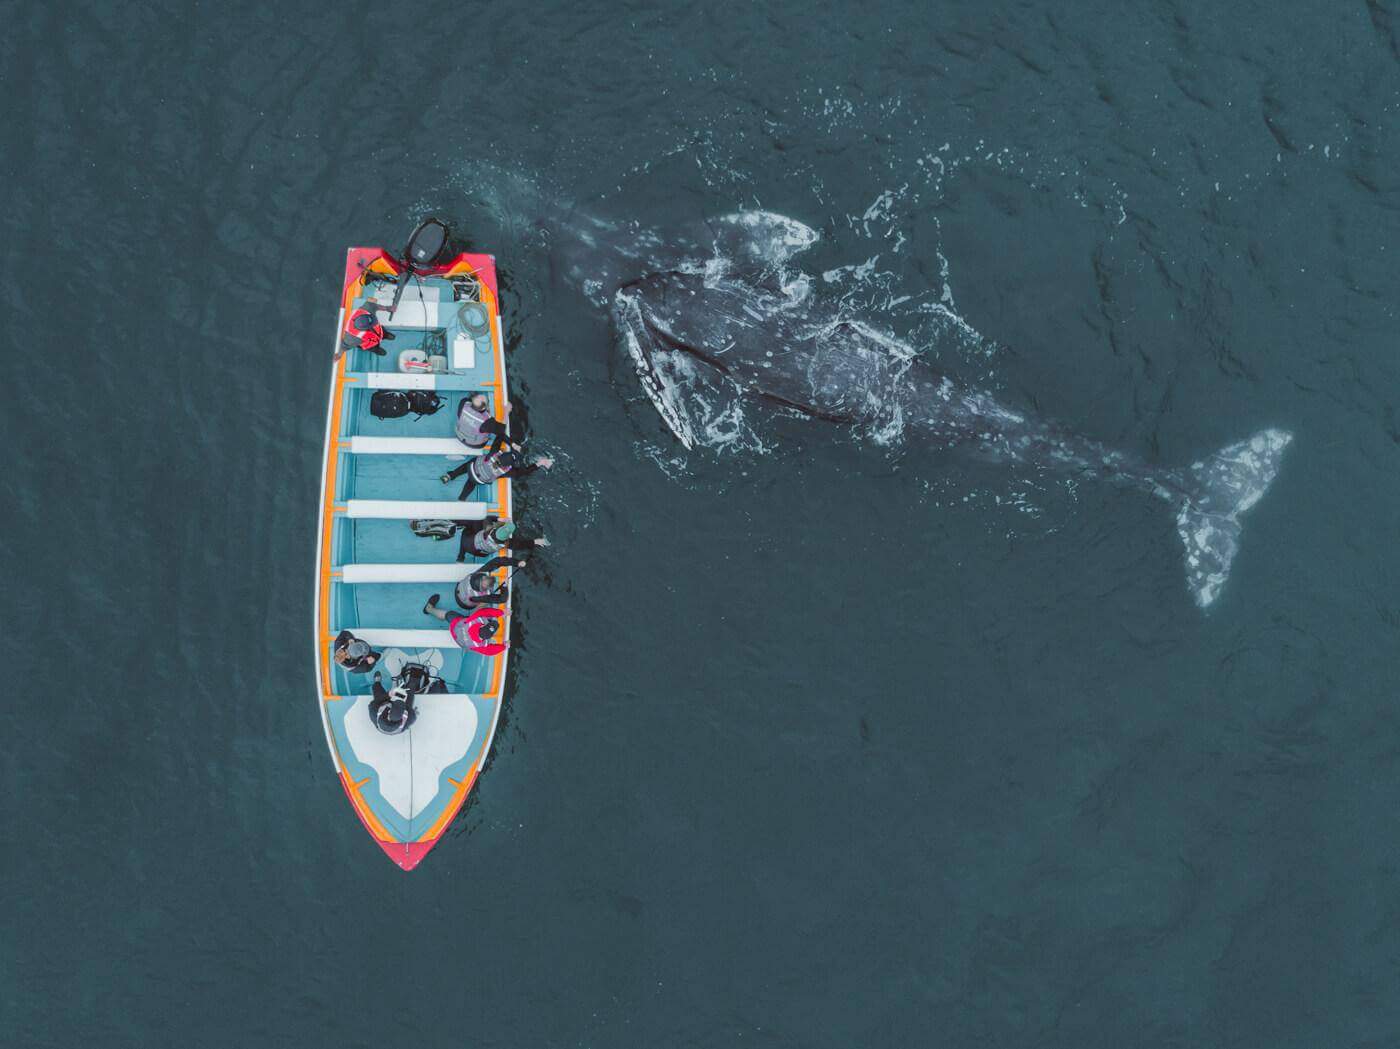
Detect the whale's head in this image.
<box><xmin>613</xmin><ymin>266</ymin><xmax>868</xmax><ymax>447</ymax></box>
<box><xmin>613</xmin><ymin>271</ymin><xmax>725</xmax><ymax>450</ymax></box>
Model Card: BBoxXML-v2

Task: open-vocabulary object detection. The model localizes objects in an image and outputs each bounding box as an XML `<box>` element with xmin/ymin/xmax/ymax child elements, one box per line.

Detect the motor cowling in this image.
<box><xmin>404</xmin><ymin>217</ymin><xmax>450</xmax><ymax>272</ymax></box>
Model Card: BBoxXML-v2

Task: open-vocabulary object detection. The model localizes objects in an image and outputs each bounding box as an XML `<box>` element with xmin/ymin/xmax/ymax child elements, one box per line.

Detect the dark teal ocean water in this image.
<box><xmin>5</xmin><ymin>2</ymin><xmax>1400</xmax><ymax>1046</ymax></box>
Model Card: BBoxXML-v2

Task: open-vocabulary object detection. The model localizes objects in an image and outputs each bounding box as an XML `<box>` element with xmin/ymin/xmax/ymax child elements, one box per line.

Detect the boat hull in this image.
<box><xmin>313</xmin><ymin>246</ymin><xmax>512</xmax><ymax>870</ymax></box>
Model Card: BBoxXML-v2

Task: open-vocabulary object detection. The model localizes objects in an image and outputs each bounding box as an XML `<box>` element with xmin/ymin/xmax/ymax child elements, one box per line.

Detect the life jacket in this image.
<box><xmin>469</xmin><ymin>448</ymin><xmax>518</xmax><ymax>486</ymax></box>
<box><xmin>370</xmin><ymin>687</ymin><xmax>416</xmax><ymax>734</ymax></box>
<box><xmin>455</xmin><ymin>398</ymin><xmax>494</xmax><ymax>447</ymax></box>
<box><xmin>454</xmin><ymin>570</ymin><xmax>501</xmax><ymax>608</ymax></box>
<box><xmin>450</xmin><ymin>608</ymin><xmax>507</xmax><ymax>655</ymax></box>
<box><xmin>343</xmin><ymin>306</ymin><xmax>385</xmax><ymax>351</ymax></box>
<box><xmin>373</xmin><ymin>699</ymin><xmax>415</xmax><ymax>734</ymax></box>
<box><xmin>464</xmin><ymin>522</ymin><xmax>504</xmax><ymax>557</ymax></box>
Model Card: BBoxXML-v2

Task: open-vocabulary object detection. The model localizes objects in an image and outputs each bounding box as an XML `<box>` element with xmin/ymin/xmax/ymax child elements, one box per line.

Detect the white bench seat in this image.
<box><xmin>349</xmin><ymin>372</ymin><xmax>490</xmax><ymax>391</ymax></box>
<box><xmin>345</xmin><ymin>436</ymin><xmax>478</xmax><ymax>456</ymax></box>
<box><xmin>348</xmin><ymin>628</ymin><xmax>456</xmax><ymax>648</ymax></box>
<box><xmin>345</xmin><ymin>499</ymin><xmax>487</xmax><ymax>520</ymax></box>
<box><xmin>340</xmin><ymin>563</ymin><xmax>487</xmax><ymax>584</ymax></box>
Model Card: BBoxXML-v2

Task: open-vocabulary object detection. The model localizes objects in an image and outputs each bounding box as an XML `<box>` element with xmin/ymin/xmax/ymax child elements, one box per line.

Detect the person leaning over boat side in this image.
<box><xmin>441</xmin><ymin>444</ymin><xmax>554</xmax><ymax>499</ymax></box>
<box><xmin>454</xmin><ymin>392</ymin><xmax>511</xmax><ymax>450</ymax></box>
<box><xmin>333</xmin><ymin>629</ymin><xmax>381</xmax><ymax>674</ymax></box>
<box><xmin>369</xmin><ymin>672</ymin><xmax>417</xmax><ymax>735</ymax></box>
<box><xmin>339</xmin><ymin>302</ymin><xmax>395</xmax><ymax>357</ymax></box>
<box><xmin>457</xmin><ymin>518</ymin><xmax>549</xmax><ymax>563</ymax></box>
<box><xmin>421</xmin><ymin>600</ymin><xmax>508</xmax><ymax>656</ymax></box>
<box><xmin>454</xmin><ymin>556</ymin><xmax>527</xmax><ymax>610</ymax></box>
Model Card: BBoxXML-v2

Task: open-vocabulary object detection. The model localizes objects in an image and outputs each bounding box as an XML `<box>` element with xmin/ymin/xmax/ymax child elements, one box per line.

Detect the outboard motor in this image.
<box><xmin>402</xmin><ymin>217</ymin><xmax>450</xmax><ymax>273</ymax></box>
<box><xmin>387</xmin><ymin>216</ymin><xmax>452</xmax><ymax>317</ymax></box>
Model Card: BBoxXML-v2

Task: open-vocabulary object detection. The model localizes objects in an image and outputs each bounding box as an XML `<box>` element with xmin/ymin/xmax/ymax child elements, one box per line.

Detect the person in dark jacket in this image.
<box><xmin>333</xmin><ymin>630</ymin><xmax>381</xmax><ymax>674</ymax></box>
<box><xmin>458</xmin><ymin>556</ymin><xmax>528</xmax><ymax>609</ymax></box>
<box><xmin>440</xmin><ymin>417</ymin><xmax>553</xmax><ymax>497</ymax></box>
<box><xmin>454</xmin><ymin>393</ymin><xmax>511</xmax><ymax>450</ymax></box>
<box><xmin>369</xmin><ymin>672</ymin><xmax>417</xmax><ymax>735</ymax></box>
<box><xmin>456</xmin><ymin>518</ymin><xmax>549</xmax><ymax>563</ymax></box>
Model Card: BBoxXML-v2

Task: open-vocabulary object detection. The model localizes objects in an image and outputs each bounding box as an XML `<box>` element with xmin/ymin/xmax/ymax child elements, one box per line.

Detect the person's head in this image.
<box><xmin>476</xmin><ymin>616</ymin><xmax>499</xmax><ymax>641</ymax></box>
<box><xmin>352</xmin><ymin>310</ymin><xmax>377</xmax><ymax>331</ymax></box>
<box><xmin>470</xmin><ymin>571</ymin><xmax>493</xmax><ymax>594</ymax></box>
<box><xmin>494</xmin><ymin>449</ymin><xmax>521</xmax><ymax>472</ymax></box>
<box><xmin>492</xmin><ymin>521</ymin><xmax>516</xmax><ymax>543</ymax></box>
<box><xmin>470</xmin><ymin>392</ymin><xmax>489</xmax><ymax>413</ymax></box>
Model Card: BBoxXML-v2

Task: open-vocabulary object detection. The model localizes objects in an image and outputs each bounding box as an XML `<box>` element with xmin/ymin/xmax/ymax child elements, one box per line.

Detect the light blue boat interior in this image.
<box><xmin>327</xmin><ymin>277</ymin><xmax>505</xmax><ymax>696</ymax></box>
<box><xmin>320</xmin><ymin>274</ymin><xmax>510</xmax><ymax>845</ymax></box>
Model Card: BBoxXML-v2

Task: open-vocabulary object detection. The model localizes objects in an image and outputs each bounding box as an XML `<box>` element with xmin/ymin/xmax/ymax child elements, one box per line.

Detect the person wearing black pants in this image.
<box><xmin>456</xmin><ymin>519</ymin><xmax>550</xmax><ymax>563</ymax></box>
<box><xmin>441</xmin><ymin>444</ymin><xmax>555</xmax><ymax>501</ymax></box>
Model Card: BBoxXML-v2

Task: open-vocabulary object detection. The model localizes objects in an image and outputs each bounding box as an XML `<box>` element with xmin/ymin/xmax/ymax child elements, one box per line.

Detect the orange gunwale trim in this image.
<box><xmin>343</xmin><ymin>770</ymin><xmax>394</xmax><ymax>841</ymax></box>
<box><xmin>419</xmin><ymin>763</ymin><xmax>481</xmax><ymax>842</ymax></box>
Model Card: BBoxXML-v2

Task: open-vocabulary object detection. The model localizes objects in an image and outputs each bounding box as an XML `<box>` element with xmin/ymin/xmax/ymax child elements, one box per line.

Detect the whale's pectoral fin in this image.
<box><xmin>615</xmin><ymin>294</ymin><xmax>700</xmax><ymax>450</ymax></box>
<box><xmin>1176</xmin><ymin>428</ymin><xmax>1293</xmax><ymax>608</ymax></box>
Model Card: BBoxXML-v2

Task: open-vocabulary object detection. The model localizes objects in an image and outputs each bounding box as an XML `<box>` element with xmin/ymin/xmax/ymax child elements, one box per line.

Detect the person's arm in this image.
<box><xmin>507</xmin><ymin>455</ymin><xmax>554</xmax><ymax>479</ymax></box>
<box><xmin>334</xmin><ymin>630</ymin><xmax>353</xmax><ymax>650</ymax></box>
<box><xmin>480</xmin><ymin>418</ymin><xmax>509</xmax><ymax>441</ymax></box>
<box><xmin>372</xmin><ymin>676</ymin><xmax>389</xmax><ymax>703</ymax></box>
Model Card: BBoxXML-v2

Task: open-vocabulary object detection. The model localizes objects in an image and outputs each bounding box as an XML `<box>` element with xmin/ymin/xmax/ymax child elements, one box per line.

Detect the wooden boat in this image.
<box><xmin>314</xmin><ymin>228</ymin><xmax>512</xmax><ymax>869</ymax></box>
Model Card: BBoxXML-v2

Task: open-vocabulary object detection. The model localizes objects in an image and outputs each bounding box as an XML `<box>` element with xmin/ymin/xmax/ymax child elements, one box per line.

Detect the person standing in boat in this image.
<box><xmin>457</xmin><ymin>518</ymin><xmax>549</xmax><ymax>563</ymax></box>
<box><xmin>369</xmin><ymin>672</ymin><xmax>417</xmax><ymax>735</ymax></box>
<box><xmin>420</xmin><ymin>601</ymin><xmax>509</xmax><ymax>656</ymax></box>
<box><xmin>339</xmin><ymin>302</ymin><xmax>395</xmax><ymax>357</ymax></box>
<box><xmin>333</xmin><ymin>629</ymin><xmax>381</xmax><ymax>674</ymax></box>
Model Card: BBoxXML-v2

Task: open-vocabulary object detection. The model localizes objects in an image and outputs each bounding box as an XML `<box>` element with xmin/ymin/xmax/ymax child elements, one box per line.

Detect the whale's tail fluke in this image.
<box><xmin>1174</xmin><ymin>428</ymin><xmax>1293</xmax><ymax>608</ymax></box>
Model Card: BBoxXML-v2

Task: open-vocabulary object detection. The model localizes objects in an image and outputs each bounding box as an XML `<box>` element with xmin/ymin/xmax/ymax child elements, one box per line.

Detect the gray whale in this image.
<box><xmin>602</xmin><ymin>212</ymin><xmax>1291</xmax><ymax>609</ymax></box>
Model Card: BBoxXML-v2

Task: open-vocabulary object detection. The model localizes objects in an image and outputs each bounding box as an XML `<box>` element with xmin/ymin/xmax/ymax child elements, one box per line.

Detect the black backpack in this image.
<box><xmin>397</xmin><ymin>662</ymin><xmax>449</xmax><ymax>695</ymax></box>
<box><xmin>370</xmin><ymin>389</ymin><xmax>443</xmax><ymax>420</ymax></box>
<box><xmin>370</xmin><ymin>390</ymin><xmax>411</xmax><ymax>419</ymax></box>
<box><xmin>407</xmin><ymin>390</ymin><xmax>444</xmax><ymax>416</ymax></box>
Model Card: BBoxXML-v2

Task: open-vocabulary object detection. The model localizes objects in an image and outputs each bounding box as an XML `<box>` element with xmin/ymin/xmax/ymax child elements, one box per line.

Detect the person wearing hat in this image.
<box><xmin>333</xmin><ymin>629</ymin><xmax>382</xmax><ymax>674</ymax></box>
<box><xmin>369</xmin><ymin>672</ymin><xmax>418</xmax><ymax>735</ymax></box>
<box><xmin>339</xmin><ymin>302</ymin><xmax>396</xmax><ymax>356</ymax></box>
<box><xmin>457</xmin><ymin>518</ymin><xmax>550</xmax><ymax>563</ymax></box>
